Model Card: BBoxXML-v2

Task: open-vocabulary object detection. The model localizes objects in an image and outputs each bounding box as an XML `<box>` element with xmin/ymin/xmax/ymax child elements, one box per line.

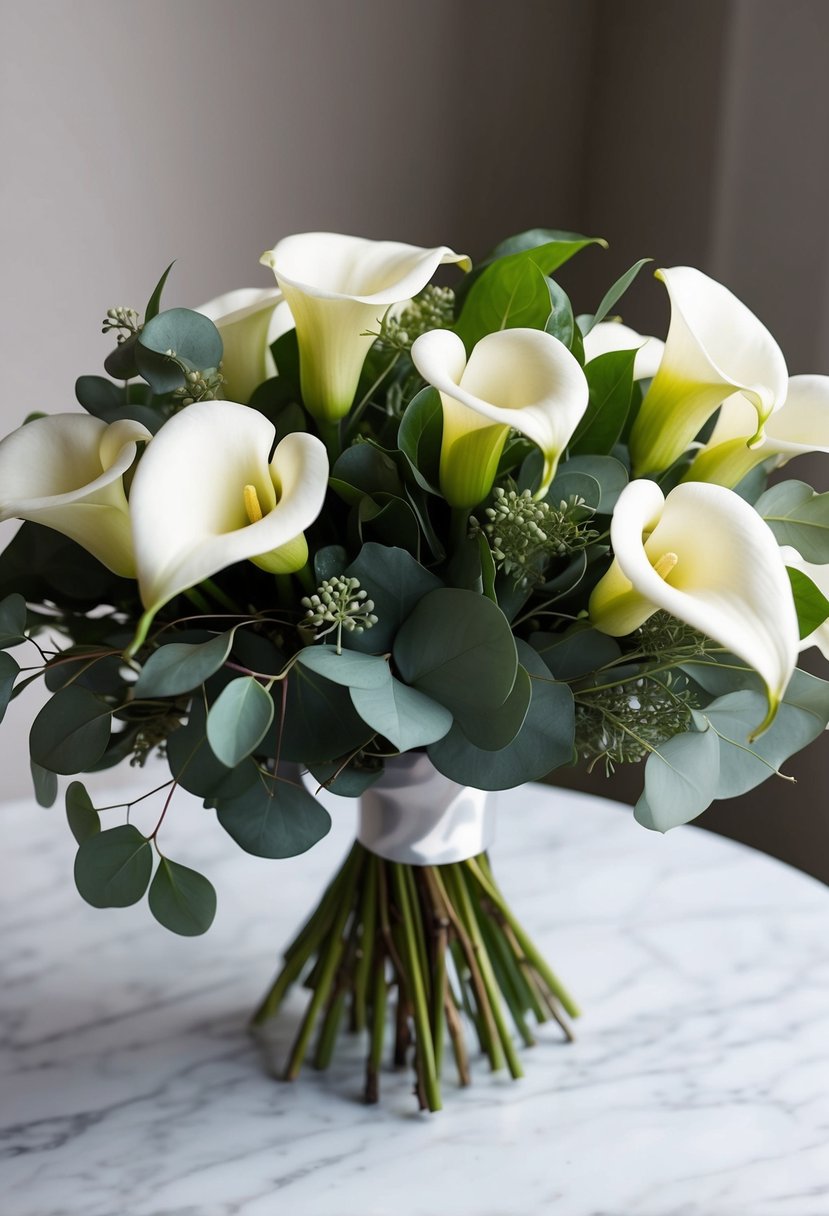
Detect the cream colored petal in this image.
<box><xmin>591</xmin><ymin>479</ymin><xmax>798</xmax><ymax>724</ymax></box>
<box><xmin>0</xmin><ymin>413</ymin><xmax>150</xmax><ymax>576</ymax></box>
<box><xmin>130</xmin><ymin>401</ymin><xmax>328</xmax><ymax>615</ymax></box>
<box><xmin>582</xmin><ymin>321</ymin><xmax>665</xmax><ymax>381</ymax></box>
<box><xmin>630</xmin><ymin>267</ymin><xmax>788</xmax><ymax>475</ymax></box>
<box><xmin>197</xmin><ymin>287</ymin><xmax>285</xmax><ymax>403</ymax></box>
<box><xmin>411</xmin><ymin>328</ymin><xmax>588</xmax><ymax>505</ymax></box>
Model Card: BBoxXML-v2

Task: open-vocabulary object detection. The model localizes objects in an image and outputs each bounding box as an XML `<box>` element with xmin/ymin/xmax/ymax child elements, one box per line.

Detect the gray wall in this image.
<box><xmin>2</xmin><ymin>0</ymin><xmax>829</xmax><ymax>877</ymax></box>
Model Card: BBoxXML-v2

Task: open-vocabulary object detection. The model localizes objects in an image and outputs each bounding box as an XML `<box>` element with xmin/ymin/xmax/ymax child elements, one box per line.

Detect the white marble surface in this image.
<box><xmin>2</xmin><ymin>774</ymin><xmax>829</xmax><ymax>1216</ymax></box>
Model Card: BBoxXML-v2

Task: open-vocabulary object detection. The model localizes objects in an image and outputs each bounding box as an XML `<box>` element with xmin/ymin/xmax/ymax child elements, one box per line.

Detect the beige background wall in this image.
<box><xmin>2</xmin><ymin>0</ymin><xmax>829</xmax><ymax>874</ymax></box>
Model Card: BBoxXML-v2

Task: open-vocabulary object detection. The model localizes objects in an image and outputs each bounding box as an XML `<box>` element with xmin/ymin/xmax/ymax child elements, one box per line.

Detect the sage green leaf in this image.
<box><xmin>569</xmin><ymin>349</ymin><xmax>637</xmax><ymax>456</ymax></box>
<box><xmin>0</xmin><ymin>651</ymin><xmax>18</xmax><ymax>724</ymax></box>
<box><xmin>296</xmin><ymin>647</ymin><xmax>389</xmax><ymax>689</ymax></box>
<box><xmin>66</xmin><ymin>780</ymin><xmax>100</xmax><ymax>844</ymax></box>
<box><xmin>393</xmin><ymin>588</ymin><xmax>518</xmax><ymax>745</ymax></box>
<box><xmin>148</xmin><ymin>858</ymin><xmax>216</xmax><ymax>936</ymax></box>
<box><xmin>74</xmin><ymin>824</ymin><xmax>153</xmax><ymax>908</ymax></box>
<box><xmin>553</xmin><ymin>455</ymin><xmax>628</xmax><ymax>513</ymax></box>
<box><xmin>30</xmin><ymin>686</ymin><xmax>112</xmax><ymax>774</ymax></box>
<box><xmin>345</xmin><ymin>542</ymin><xmax>442</xmax><ymax>653</ymax></box>
<box><xmin>350</xmin><ymin>676</ymin><xmax>453</xmax><ymax>750</ymax></box>
<box><xmin>545</xmin><ymin>470</ymin><xmax>602</xmax><ymax>512</ymax></box>
<box><xmin>309</xmin><ymin>758</ymin><xmax>384</xmax><ymax>798</ymax></box>
<box><xmin>104</xmin><ymin>331</ymin><xmax>140</xmax><ymax>380</ymax></box>
<box><xmin>584</xmin><ymin>258</ymin><xmax>652</xmax><ymax>334</ymax></box>
<box><xmin>330</xmin><ymin>444</ymin><xmax>403</xmax><ymax>505</ymax></box>
<box><xmin>133</xmin><ymin>632</ymin><xmax>234</xmax><ymax>698</ymax></box>
<box><xmin>137</xmin><ymin>308</ymin><xmax>223</xmax><ymax>393</ymax></box>
<box><xmin>787</xmin><ymin>567</ymin><xmax>829</xmax><ymax>639</ymax></box>
<box><xmin>31</xmin><ymin>759</ymin><xmax>57</xmax><ymax>808</ymax></box>
<box><xmin>634</xmin><ymin>724</ymin><xmax>721</xmax><ymax>832</ymax></box>
<box><xmin>216</xmin><ymin>773</ymin><xmax>331</xmax><ymax>858</ymax></box>
<box><xmin>357</xmin><ymin>493</ymin><xmax>421</xmax><ymax>555</ymax></box>
<box><xmin>278</xmin><ymin>664</ymin><xmax>371</xmax><ymax>764</ymax></box>
<box><xmin>314</xmin><ymin>544</ymin><xmax>347</xmax><ymax>582</ymax></box>
<box><xmin>0</xmin><ymin>592</ymin><xmax>26</xmax><ymax>648</ymax></box>
<box><xmin>398</xmin><ymin>386</ymin><xmax>443</xmax><ymax>493</ymax></box>
<box><xmin>429</xmin><ymin>641</ymin><xmax>575</xmax><ymax>789</ymax></box>
<box><xmin>756</xmin><ymin>481</ymin><xmax>829</xmax><ymax>562</ymax></box>
<box><xmin>166</xmin><ymin>698</ymin><xmax>258</xmax><ymax>801</ymax></box>
<box><xmin>206</xmin><ymin>677</ymin><xmax>274</xmax><ymax>768</ymax></box>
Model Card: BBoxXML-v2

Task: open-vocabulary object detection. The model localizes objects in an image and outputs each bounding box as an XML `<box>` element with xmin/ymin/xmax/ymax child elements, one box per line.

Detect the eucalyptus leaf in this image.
<box><xmin>309</xmin><ymin>758</ymin><xmax>385</xmax><ymax>798</ymax></box>
<box><xmin>532</xmin><ymin>627</ymin><xmax>621</xmax><ymax>680</ymax></box>
<box><xmin>345</xmin><ymin>542</ymin><xmax>442</xmax><ymax>653</ymax></box>
<box><xmin>30</xmin><ymin>759</ymin><xmax>57</xmax><ymax>808</ymax></box>
<box><xmin>296</xmin><ymin>647</ymin><xmax>390</xmax><ymax>689</ymax></box>
<box><xmin>314</xmin><ymin>545</ymin><xmax>348</xmax><ymax>583</ymax></box>
<box><xmin>29</xmin><ymin>686</ymin><xmax>112</xmax><ymax>774</ymax></box>
<box><xmin>0</xmin><ymin>650</ymin><xmax>18</xmax><ymax>724</ymax></box>
<box><xmin>216</xmin><ymin>773</ymin><xmax>331</xmax><ymax>858</ymax></box>
<box><xmin>429</xmin><ymin>641</ymin><xmax>575</xmax><ymax>789</ymax></box>
<box><xmin>74</xmin><ymin>824</ymin><xmax>153</xmax><ymax>908</ymax></box>
<box><xmin>634</xmin><ymin>723</ymin><xmax>721</xmax><ymax>832</ymax></box>
<box><xmin>137</xmin><ymin>308</ymin><xmax>223</xmax><ymax>393</ymax></box>
<box><xmin>330</xmin><ymin>444</ymin><xmax>403</xmax><ymax>504</ymax></box>
<box><xmin>277</xmin><ymin>664</ymin><xmax>372</xmax><ymax>764</ymax></box>
<box><xmin>0</xmin><ymin>592</ymin><xmax>26</xmax><ymax>648</ymax></box>
<box><xmin>554</xmin><ymin>455</ymin><xmax>628</xmax><ymax>513</ymax></box>
<box><xmin>206</xmin><ymin>676</ymin><xmax>274</xmax><ymax>767</ymax></box>
<box><xmin>166</xmin><ymin>698</ymin><xmax>258</xmax><ymax>801</ymax></box>
<box><xmin>66</xmin><ymin>780</ymin><xmax>100</xmax><ymax>844</ymax></box>
<box><xmin>148</xmin><ymin>858</ymin><xmax>217</xmax><ymax>936</ymax></box>
<box><xmin>133</xmin><ymin>632</ymin><xmax>234</xmax><ymax>698</ymax></box>
<box><xmin>350</xmin><ymin>677</ymin><xmax>453</xmax><ymax>750</ymax></box>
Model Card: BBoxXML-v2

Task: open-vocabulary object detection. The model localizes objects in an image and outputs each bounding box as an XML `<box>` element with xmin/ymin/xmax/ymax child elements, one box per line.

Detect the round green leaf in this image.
<box><xmin>344</xmin><ymin>543</ymin><xmax>441</xmax><ymax>654</ymax></box>
<box><xmin>0</xmin><ymin>650</ymin><xmax>19</xmax><ymax>724</ymax></box>
<box><xmin>216</xmin><ymin>775</ymin><xmax>331</xmax><ymax>858</ymax></box>
<box><xmin>30</xmin><ymin>759</ymin><xmax>58</xmax><ymax>808</ymax></box>
<box><xmin>0</xmin><ymin>592</ymin><xmax>26</xmax><ymax>648</ymax></box>
<box><xmin>634</xmin><ymin>724</ymin><xmax>721</xmax><ymax>833</ymax></box>
<box><xmin>296</xmin><ymin>647</ymin><xmax>389</xmax><ymax>689</ymax></box>
<box><xmin>66</xmin><ymin>780</ymin><xmax>100</xmax><ymax>844</ymax></box>
<box><xmin>206</xmin><ymin>676</ymin><xmax>274</xmax><ymax>768</ymax></box>
<box><xmin>74</xmin><ymin>825</ymin><xmax>153</xmax><ymax>908</ymax></box>
<box><xmin>167</xmin><ymin>698</ymin><xmax>258</xmax><ymax>801</ymax></box>
<box><xmin>350</xmin><ymin>677</ymin><xmax>453</xmax><ymax>750</ymax></box>
<box><xmin>137</xmin><ymin>308</ymin><xmax>223</xmax><ymax>393</ymax></box>
<box><xmin>148</xmin><ymin>858</ymin><xmax>217</xmax><ymax>936</ymax></box>
<box><xmin>133</xmin><ymin>632</ymin><xmax>234</xmax><ymax>698</ymax></box>
<box><xmin>30</xmin><ymin>686</ymin><xmax>112</xmax><ymax>774</ymax></box>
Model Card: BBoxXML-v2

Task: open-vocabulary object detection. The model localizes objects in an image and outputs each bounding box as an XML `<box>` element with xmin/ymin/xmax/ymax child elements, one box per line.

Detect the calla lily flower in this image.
<box><xmin>582</xmin><ymin>320</ymin><xmax>665</xmax><ymax>381</ymax></box>
<box><xmin>779</xmin><ymin>546</ymin><xmax>829</xmax><ymax>660</ymax></box>
<box><xmin>629</xmin><ymin>267</ymin><xmax>788</xmax><ymax>476</ymax></box>
<box><xmin>410</xmin><ymin>328</ymin><xmax>588</xmax><ymax>508</ymax></box>
<box><xmin>197</xmin><ymin>287</ymin><xmax>294</xmax><ymax>403</ymax></box>
<box><xmin>684</xmin><ymin>375</ymin><xmax>829</xmax><ymax>486</ymax></box>
<box><xmin>260</xmin><ymin>232</ymin><xmax>471</xmax><ymax>423</ymax></box>
<box><xmin>589</xmin><ymin>479</ymin><xmax>799</xmax><ymax>733</ymax></box>
<box><xmin>0</xmin><ymin>413</ymin><xmax>151</xmax><ymax>577</ymax></box>
<box><xmin>129</xmin><ymin>400</ymin><xmax>328</xmax><ymax>637</ymax></box>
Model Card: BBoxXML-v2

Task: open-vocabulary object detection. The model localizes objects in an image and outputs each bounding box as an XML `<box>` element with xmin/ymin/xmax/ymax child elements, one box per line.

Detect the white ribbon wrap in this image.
<box><xmin>357</xmin><ymin>753</ymin><xmax>495</xmax><ymax>866</ymax></box>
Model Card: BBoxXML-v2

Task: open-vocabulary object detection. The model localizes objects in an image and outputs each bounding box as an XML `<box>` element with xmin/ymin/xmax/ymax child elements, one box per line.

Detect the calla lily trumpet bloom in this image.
<box><xmin>629</xmin><ymin>267</ymin><xmax>788</xmax><ymax>476</ymax></box>
<box><xmin>197</xmin><ymin>287</ymin><xmax>294</xmax><ymax>403</ymax></box>
<box><xmin>684</xmin><ymin>375</ymin><xmax>829</xmax><ymax>486</ymax></box>
<box><xmin>589</xmin><ymin>479</ymin><xmax>799</xmax><ymax>733</ymax></box>
<box><xmin>410</xmin><ymin>328</ymin><xmax>588</xmax><ymax>509</ymax></box>
<box><xmin>0</xmin><ymin>413</ymin><xmax>151</xmax><ymax>577</ymax></box>
<box><xmin>129</xmin><ymin>400</ymin><xmax>328</xmax><ymax>636</ymax></box>
<box><xmin>260</xmin><ymin>232</ymin><xmax>471</xmax><ymax>423</ymax></box>
<box><xmin>582</xmin><ymin>320</ymin><xmax>665</xmax><ymax>381</ymax></box>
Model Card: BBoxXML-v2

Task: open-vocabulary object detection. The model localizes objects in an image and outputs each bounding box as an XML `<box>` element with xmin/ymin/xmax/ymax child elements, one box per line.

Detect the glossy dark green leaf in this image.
<box><xmin>429</xmin><ymin>642</ymin><xmax>575</xmax><ymax>789</ymax></box>
<box><xmin>544</xmin><ymin>277</ymin><xmax>576</xmax><ymax>349</ymax></box>
<box><xmin>133</xmin><ymin>632</ymin><xmax>234</xmax><ymax>698</ymax></box>
<box><xmin>216</xmin><ymin>772</ymin><xmax>331</xmax><ymax>858</ymax></box>
<box><xmin>148</xmin><ymin>858</ymin><xmax>216</xmax><ymax>936</ymax></box>
<box><xmin>397</xmin><ymin>386</ymin><xmax>443</xmax><ymax>493</ymax></box>
<box><xmin>756</xmin><ymin>481</ymin><xmax>829</xmax><ymax>563</ymax></box>
<box><xmin>583</xmin><ymin>258</ymin><xmax>652</xmax><ymax>334</ymax></box>
<box><xmin>357</xmin><ymin>493</ymin><xmax>421</xmax><ymax>556</ymax></box>
<box><xmin>30</xmin><ymin>759</ymin><xmax>57</xmax><ymax>808</ymax></box>
<box><xmin>788</xmin><ymin>567</ymin><xmax>829</xmax><ymax>639</ymax></box>
<box><xmin>532</xmin><ymin>627</ymin><xmax>622</xmax><ymax>680</ymax></box>
<box><xmin>455</xmin><ymin>257</ymin><xmax>551</xmax><ymax>351</ymax></box>
<box><xmin>206</xmin><ymin>676</ymin><xmax>274</xmax><ymax>767</ymax></box>
<box><xmin>330</xmin><ymin>444</ymin><xmax>403</xmax><ymax>505</ymax></box>
<box><xmin>74</xmin><ymin>824</ymin><xmax>153</xmax><ymax>908</ymax></box>
<box><xmin>345</xmin><ymin>542</ymin><xmax>442</xmax><ymax>653</ymax></box>
<box><xmin>309</xmin><ymin>757</ymin><xmax>385</xmax><ymax>798</ymax></box>
<box><xmin>569</xmin><ymin>349</ymin><xmax>637</xmax><ymax>456</ymax></box>
<box><xmin>145</xmin><ymin>261</ymin><xmax>175</xmax><ymax>322</ymax></box>
<box><xmin>393</xmin><ymin>588</ymin><xmax>517</xmax><ymax>745</ymax></box>
<box><xmin>29</xmin><ymin>686</ymin><xmax>112</xmax><ymax>774</ymax></box>
<box><xmin>66</xmin><ymin>780</ymin><xmax>100</xmax><ymax>843</ymax></box>
<box><xmin>456</xmin><ymin>228</ymin><xmax>606</xmax><ymax>307</ymax></box>
<box><xmin>104</xmin><ymin>331</ymin><xmax>140</xmax><ymax>380</ymax></box>
<box><xmin>277</xmin><ymin>664</ymin><xmax>372</xmax><ymax>764</ymax></box>
<box><xmin>0</xmin><ymin>651</ymin><xmax>18</xmax><ymax>724</ymax></box>
<box><xmin>0</xmin><ymin>592</ymin><xmax>26</xmax><ymax>648</ymax></box>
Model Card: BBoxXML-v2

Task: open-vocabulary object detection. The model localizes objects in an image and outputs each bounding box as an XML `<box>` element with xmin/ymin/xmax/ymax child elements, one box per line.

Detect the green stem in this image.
<box><xmin>295</xmin><ymin>562</ymin><xmax>316</xmax><ymax>595</ymax></box>
<box><xmin>365</xmin><ymin>954</ymin><xmax>387</xmax><ymax>1105</ymax></box>
<box><xmin>438</xmin><ymin>866</ymin><xmax>503</xmax><ymax>1068</ymax></box>
<box><xmin>450</xmin><ymin>507</ymin><xmax>470</xmax><ymax>553</ymax></box>
<box><xmin>317</xmin><ymin>417</ymin><xmax>341</xmax><ymax>462</ymax></box>
<box><xmin>313</xmin><ymin>988</ymin><xmax>348</xmax><ymax>1070</ymax></box>
<box><xmin>390</xmin><ymin>863</ymin><xmax>442</xmax><ymax>1112</ymax></box>
<box><xmin>352</xmin><ymin>854</ymin><xmax>378</xmax><ymax>1033</ymax></box>
<box><xmin>200</xmin><ymin>578</ymin><xmax>241</xmax><ymax>613</ymax></box>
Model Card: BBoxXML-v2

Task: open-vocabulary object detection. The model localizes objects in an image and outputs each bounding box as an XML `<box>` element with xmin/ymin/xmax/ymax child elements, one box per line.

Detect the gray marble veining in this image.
<box><xmin>2</xmin><ymin>775</ymin><xmax>829</xmax><ymax>1215</ymax></box>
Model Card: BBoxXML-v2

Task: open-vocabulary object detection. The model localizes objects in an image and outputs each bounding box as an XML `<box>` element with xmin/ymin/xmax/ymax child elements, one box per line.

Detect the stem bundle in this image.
<box><xmin>251</xmin><ymin>843</ymin><xmax>579</xmax><ymax>1111</ymax></box>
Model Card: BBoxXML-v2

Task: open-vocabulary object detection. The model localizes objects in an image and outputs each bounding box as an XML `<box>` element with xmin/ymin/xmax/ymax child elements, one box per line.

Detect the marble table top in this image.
<box><xmin>2</xmin><ymin>773</ymin><xmax>829</xmax><ymax>1216</ymax></box>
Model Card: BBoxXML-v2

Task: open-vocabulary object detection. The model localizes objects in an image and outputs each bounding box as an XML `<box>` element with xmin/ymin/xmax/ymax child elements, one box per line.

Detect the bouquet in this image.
<box><xmin>3</xmin><ymin>229</ymin><xmax>829</xmax><ymax>1113</ymax></box>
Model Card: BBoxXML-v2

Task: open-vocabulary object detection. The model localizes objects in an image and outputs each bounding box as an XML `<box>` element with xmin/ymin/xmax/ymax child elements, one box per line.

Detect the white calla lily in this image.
<box><xmin>197</xmin><ymin>287</ymin><xmax>294</xmax><ymax>403</ymax></box>
<box><xmin>589</xmin><ymin>479</ymin><xmax>799</xmax><ymax>734</ymax></box>
<box><xmin>410</xmin><ymin>328</ymin><xmax>588</xmax><ymax>508</ymax></box>
<box><xmin>685</xmin><ymin>375</ymin><xmax>829</xmax><ymax>486</ymax></box>
<box><xmin>129</xmin><ymin>401</ymin><xmax>328</xmax><ymax>646</ymax></box>
<box><xmin>779</xmin><ymin>546</ymin><xmax>829</xmax><ymax>660</ymax></box>
<box><xmin>260</xmin><ymin>232</ymin><xmax>471</xmax><ymax>424</ymax></box>
<box><xmin>582</xmin><ymin>320</ymin><xmax>665</xmax><ymax>380</ymax></box>
<box><xmin>0</xmin><ymin>413</ymin><xmax>151</xmax><ymax>577</ymax></box>
<box><xmin>629</xmin><ymin>267</ymin><xmax>788</xmax><ymax>476</ymax></box>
